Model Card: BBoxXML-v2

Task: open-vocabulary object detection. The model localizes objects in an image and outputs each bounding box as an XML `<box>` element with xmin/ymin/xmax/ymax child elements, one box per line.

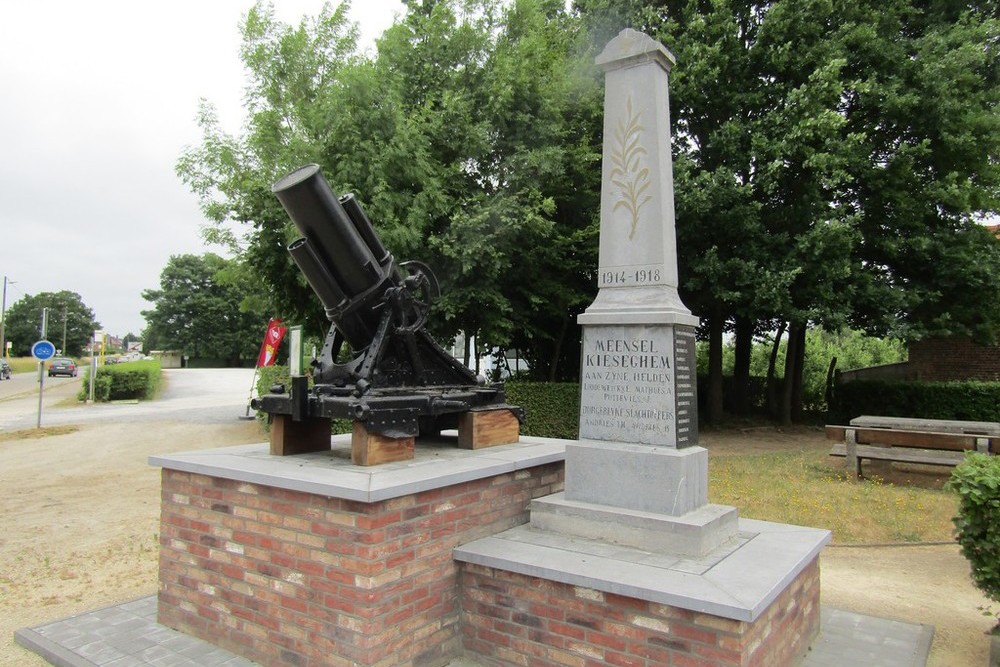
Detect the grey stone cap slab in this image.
<box><xmin>529</xmin><ymin>494</ymin><xmax>739</xmax><ymax>558</ymax></box>
<box><xmin>149</xmin><ymin>434</ymin><xmax>566</xmax><ymax>503</ymax></box>
<box><xmin>530</xmin><ymin>493</ymin><xmax>736</xmax><ymax>534</ymax></box>
<box><xmin>454</xmin><ymin>517</ymin><xmax>831</xmax><ymax>622</ymax></box>
<box><xmin>595</xmin><ymin>28</ymin><xmax>676</xmax><ymax>72</ymax></box>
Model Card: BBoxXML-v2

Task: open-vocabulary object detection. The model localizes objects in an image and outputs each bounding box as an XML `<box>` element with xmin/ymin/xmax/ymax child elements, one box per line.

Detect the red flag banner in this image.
<box><xmin>256</xmin><ymin>318</ymin><xmax>287</xmax><ymax>367</ymax></box>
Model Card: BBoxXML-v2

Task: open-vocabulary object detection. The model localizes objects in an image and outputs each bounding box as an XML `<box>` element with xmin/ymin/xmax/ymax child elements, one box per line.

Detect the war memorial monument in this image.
<box><xmin>136</xmin><ymin>29</ymin><xmax>828</xmax><ymax>667</ymax></box>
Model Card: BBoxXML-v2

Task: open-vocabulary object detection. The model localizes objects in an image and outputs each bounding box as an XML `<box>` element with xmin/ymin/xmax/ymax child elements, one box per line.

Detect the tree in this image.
<box><xmin>3</xmin><ymin>291</ymin><xmax>99</xmax><ymax>357</ymax></box>
<box><xmin>578</xmin><ymin>0</ymin><xmax>1000</xmax><ymax>422</ymax></box>
<box><xmin>141</xmin><ymin>254</ymin><xmax>266</xmax><ymax>364</ymax></box>
<box><xmin>177</xmin><ymin>0</ymin><xmax>602</xmax><ymax>379</ymax></box>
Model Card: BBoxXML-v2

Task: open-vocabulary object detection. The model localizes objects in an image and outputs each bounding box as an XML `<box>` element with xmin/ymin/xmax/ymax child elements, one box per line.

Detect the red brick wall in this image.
<box><xmin>460</xmin><ymin>558</ymin><xmax>821</xmax><ymax>667</ymax></box>
<box><xmin>158</xmin><ymin>464</ymin><xmax>564</xmax><ymax>667</ymax></box>
<box><xmin>909</xmin><ymin>337</ymin><xmax>1000</xmax><ymax>381</ymax></box>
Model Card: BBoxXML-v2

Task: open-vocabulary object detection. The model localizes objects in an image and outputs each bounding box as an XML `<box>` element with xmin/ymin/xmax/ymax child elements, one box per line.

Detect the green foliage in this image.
<box><xmin>78</xmin><ymin>360</ymin><xmax>161</xmax><ymax>402</ymax></box>
<box><xmin>578</xmin><ymin>0</ymin><xmax>1000</xmax><ymax>420</ymax></box>
<box><xmin>177</xmin><ymin>0</ymin><xmax>601</xmax><ymax>380</ymax></box>
<box><xmin>946</xmin><ymin>454</ymin><xmax>1000</xmax><ymax>628</ymax></box>
<box><xmin>254</xmin><ymin>364</ymin><xmax>292</xmax><ymax>401</ymax></box>
<box><xmin>142</xmin><ymin>254</ymin><xmax>268</xmax><ymax>364</ymax></box>
<box><xmin>504</xmin><ymin>381</ymin><xmax>580</xmax><ymax>439</ymax></box>
<box><xmin>697</xmin><ymin>328</ymin><xmax>907</xmax><ymax>411</ymax></box>
<box><xmin>3</xmin><ymin>291</ymin><xmax>100</xmax><ymax>357</ymax></box>
<box><xmin>830</xmin><ymin>381</ymin><xmax>1000</xmax><ymax>423</ymax></box>
<box><xmin>177</xmin><ymin>0</ymin><xmax>1000</xmax><ymax>411</ymax></box>
<box><xmin>253</xmin><ymin>364</ymin><xmax>351</xmax><ymax>433</ymax></box>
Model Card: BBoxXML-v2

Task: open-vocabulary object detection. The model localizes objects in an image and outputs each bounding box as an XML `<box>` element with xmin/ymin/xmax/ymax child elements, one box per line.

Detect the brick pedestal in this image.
<box><xmin>461</xmin><ymin>559</ymin><xmax>821</xmax><ymax>667</ymax></box>
<box><xmin>156</xmin><ymin>441</ymin><xmax>563</xmax><ymax>667</ymax></box>
<box><xmin>154</xmin><ymin>438</ymin><xmax>826</xmax><ymax>667</ymax></box>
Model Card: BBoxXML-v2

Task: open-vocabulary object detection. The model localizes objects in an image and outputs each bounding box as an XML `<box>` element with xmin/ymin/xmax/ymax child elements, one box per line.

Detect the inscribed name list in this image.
<box><xmin>579</xmin><ymin>325</ymin><xmax>677</xmax><ymax>446</ymax></box>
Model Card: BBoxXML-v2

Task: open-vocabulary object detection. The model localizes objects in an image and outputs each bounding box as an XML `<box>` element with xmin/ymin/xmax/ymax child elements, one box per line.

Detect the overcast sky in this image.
<box><xmin>0</xmin><ymin>0</ymin><xmax>404</xmax><ymax>339</ymax></box>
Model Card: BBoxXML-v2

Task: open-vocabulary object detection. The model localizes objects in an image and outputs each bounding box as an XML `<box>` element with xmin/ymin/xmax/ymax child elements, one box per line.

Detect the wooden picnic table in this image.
<box><xmin>826</xmin><ymin>415</ymin><xmax>997</xmax><ymax>480</ymax></box>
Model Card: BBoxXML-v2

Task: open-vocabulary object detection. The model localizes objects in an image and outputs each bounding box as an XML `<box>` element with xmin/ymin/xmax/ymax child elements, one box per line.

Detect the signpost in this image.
<box><xmin>32</xmin><ymin>340</ymin><xmax>56</xmax><ymax>361</ymax></box>
<box><xmin>32</xmin><ymin>334</ymin><xmax>55</xmax><ymax>428</ymax></box>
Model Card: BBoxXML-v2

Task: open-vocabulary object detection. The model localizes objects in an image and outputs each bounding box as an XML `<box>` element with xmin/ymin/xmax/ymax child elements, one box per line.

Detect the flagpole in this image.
<box><xmin>244</xmin><ymin>364</ymin><xmax>260</xmax><ymax>418</ymax></box>
<box><xmin>242</xmin><ymin>317</ymin><xmax>286</xmax><ymax>420</ymax></box>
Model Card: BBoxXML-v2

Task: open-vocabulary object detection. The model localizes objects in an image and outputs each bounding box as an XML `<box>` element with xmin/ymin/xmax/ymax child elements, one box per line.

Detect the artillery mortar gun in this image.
<box><xmin>253</xmin><ymin>164</ymin><xmax>521</xmax><ymax>460</ymax></box>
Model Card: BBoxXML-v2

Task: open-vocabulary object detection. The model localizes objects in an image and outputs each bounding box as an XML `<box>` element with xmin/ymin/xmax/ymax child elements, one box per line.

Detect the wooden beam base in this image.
<box><xmin>458</xmin><ymin>409</ymin><xmax>520</xmax><ymax>450</ymax></box>
<box><xmin>352</xmin><ymin>423</ymin><xmax>415</xmax><ymax>466</ymax></box>
<box><xmin>269</xmin><ymin>414</ymin><xmax>332</xmax><ymax>456</ymax></box>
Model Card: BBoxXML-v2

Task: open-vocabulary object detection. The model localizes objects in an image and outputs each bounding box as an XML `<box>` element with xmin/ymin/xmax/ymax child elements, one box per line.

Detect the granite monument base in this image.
<box><xmin>530</xmin><ymin>492</ymin><xmax>739</xmax><ymax>558</ymax></box>
<box><xmin>565</xmin><ymin>441</ymin><xmax>708</xmax><ymax>514</ymax></box>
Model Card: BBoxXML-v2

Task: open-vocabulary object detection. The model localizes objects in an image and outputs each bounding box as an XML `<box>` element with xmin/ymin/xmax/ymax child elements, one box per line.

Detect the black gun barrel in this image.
<box><xmin>341</xmin><ymin>193</ymin><xmax>391</xmax><ymax>267</ymax></box>
<box><xmin>272</xmin><ymin>165</ymin><xmax>382</xmax><ymax>297</ymax></box>
<box><xmin>274</xmin><ymin>164</ymin><xmax>402</xmax><ymax>351</ymax></box>
<box><xmin>287</xmin><ymin>237</ymin><xmax>380</xmax><ymax>346</ymax></box>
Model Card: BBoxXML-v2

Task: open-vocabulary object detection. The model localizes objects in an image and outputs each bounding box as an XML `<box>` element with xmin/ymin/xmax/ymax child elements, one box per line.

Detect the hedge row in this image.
<box><xmin>78</xmin><ymin>360</ymin><xmax>162</xmax><ymax>402</ymax></box>
<box><xmin>253</xmin><ymin>365</ymin><xmax>352</xmax><ymax>434</ymax></box>
<box><xmin>830</xmin><ymin>380</ymin><xmax>1000</xmax><ymax>423</ymax></box>
<box><xmin>504</xmin><ymin>381</ymin><xmax>580</xmax><ymax>440</ymax></box>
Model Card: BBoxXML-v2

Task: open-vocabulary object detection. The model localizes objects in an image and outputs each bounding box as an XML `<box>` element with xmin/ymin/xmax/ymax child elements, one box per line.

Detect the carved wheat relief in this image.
<box><xmin>609</xmin><ymin>96</ymin><xmax>651</xmax><ymax>240</ymax></box>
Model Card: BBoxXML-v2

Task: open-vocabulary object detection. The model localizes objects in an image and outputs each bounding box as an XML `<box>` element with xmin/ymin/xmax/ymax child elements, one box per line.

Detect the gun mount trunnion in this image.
<box><xmin>252</xmin><ymin>164</ymin><xmax>521</xmax><ymax>464</ymax></box>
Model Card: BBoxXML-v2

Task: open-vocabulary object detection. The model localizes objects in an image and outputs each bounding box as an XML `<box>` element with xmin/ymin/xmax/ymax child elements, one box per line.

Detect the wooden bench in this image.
<box><xmin>826</xmin><ymin>416</ymin><xmax>997</xmax><ymax>480</ymax></box>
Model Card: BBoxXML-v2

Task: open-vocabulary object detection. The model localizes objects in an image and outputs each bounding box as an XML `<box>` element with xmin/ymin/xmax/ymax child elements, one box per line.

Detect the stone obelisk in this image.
<box><xmin>456</xmin><ymin>35</ymin><xmax>830</xmax><ymax>667</ymax></box>
<box><xmin>544</xmin><ymin>28</ymin><xmax>737</xmax><ymax>552</ymax></box>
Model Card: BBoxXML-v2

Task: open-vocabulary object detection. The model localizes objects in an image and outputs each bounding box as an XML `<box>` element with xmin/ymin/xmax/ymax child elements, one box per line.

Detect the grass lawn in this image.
<box><xmin>709</xmin><ymin>448</ymin><xmax>958</xmax><ymax>544</ymax></box>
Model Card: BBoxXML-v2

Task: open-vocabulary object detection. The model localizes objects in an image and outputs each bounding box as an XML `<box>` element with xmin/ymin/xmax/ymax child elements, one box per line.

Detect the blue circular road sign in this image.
<box><xmin>32</xmin><ymin>340</ymin><xmax>56</xmax><ymax>361</ymax></box>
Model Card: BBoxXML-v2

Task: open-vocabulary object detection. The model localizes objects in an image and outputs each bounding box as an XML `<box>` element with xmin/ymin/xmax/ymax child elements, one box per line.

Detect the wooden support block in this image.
<box><xmin>270</xmin><ymin>414</ymin><xmax>331</xmax><ymax>456</ymax></box>
<box><xmin>352</xmin><ymin>422</ymin><xmax>415</xmax><ymax>466</ymax></box>
<box><xmin>458</xmin><ymin>409</ymin><xmax>520</xmax><ymax>450</ymax></box>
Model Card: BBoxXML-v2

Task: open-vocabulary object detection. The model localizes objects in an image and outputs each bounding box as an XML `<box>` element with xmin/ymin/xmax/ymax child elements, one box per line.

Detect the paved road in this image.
<box><xmin>0</xmin><ymin>367</ymin><xmax>258</xmax><ymax>431</ymax></box>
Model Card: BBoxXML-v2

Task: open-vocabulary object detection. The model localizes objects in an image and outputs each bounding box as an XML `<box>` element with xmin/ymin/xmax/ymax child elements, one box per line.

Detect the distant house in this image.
<box><xmin>150</xmin><ymin>350</ymin><xmax>183</xmax><ymax>369</ymax></box>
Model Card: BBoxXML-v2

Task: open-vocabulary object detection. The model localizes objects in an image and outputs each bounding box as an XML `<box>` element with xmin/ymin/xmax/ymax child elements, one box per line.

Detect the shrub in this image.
<box><xmin>253</xmin><ymin>365</ymin><xmax>351</xmax><ymax>434</ymax></box>
<box><xmin>505</xmin><ymin>381</ymin><xmax>580</xmax><ymax>439</ymax></box>
<box><xmin>946</xmin><ymin>453</ymin><xmax>1000</xmax><ymax>634</ymax></box>
<box><xmin>78</xmin><ymin>360</ymin><xmax>161</xmax><ymax>401</ymax></box>
<box><xmin>829</xmin><ymin>380</ymin><xmax>1000</xmax><ymax>423</ymax></box>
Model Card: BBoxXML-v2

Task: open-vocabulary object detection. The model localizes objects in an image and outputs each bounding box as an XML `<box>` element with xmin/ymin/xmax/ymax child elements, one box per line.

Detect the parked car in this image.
<box><xmin>0</xmin><ymin>359</ymin><xmax>10</xmax><ymax>380</ymax></box>
<box><xmin>48</xmin><ymin>357</ymin><xmax>78</xmax><ymax>377</ymax></box>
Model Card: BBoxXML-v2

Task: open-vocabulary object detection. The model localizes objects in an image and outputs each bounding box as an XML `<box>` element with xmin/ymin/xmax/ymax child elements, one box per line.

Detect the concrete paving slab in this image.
<box><xmin>14</xmin><ymin>596</ymin><xmax>932</xmax><ymax>667</ymax></box>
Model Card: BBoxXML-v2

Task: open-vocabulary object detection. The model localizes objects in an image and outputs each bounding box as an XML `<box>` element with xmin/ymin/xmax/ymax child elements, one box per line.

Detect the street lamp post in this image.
<box><xmin>0</xmin><ymin>276</ymin><xmax>12</xmax><ymax>359</ymax></box>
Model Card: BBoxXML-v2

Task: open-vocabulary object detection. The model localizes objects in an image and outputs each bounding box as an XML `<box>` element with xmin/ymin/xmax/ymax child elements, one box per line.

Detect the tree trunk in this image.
<box><xmin>548</xmin><ymin>315</ymin><xmax>570</xmax><ymax>382</ymax></box>
<box><xmin>825</xmin><ymin>356</ymin><xmax>838</xmax><ymax>413</ymax></box>
<box><xmin>780</xmin><ymin>321</ymin><xmax>801</xmax><ymax>425</ymax></box>
<box><xmin>790</xmin><ymin>324</ymin><xmax>806</xmax><ymax>422</ymax></box>
<box><xmin>706</xmin><ymin>307</ymin><xmax>725</xmax><ymax>424</ymax></box>
<box><xmin>731</xmin><ymin>315</ymin><xmax>754</xmax><ymax>415</ymax></box>
<box><xmin>463</xmin><ymin>333</ymin><xmax>471</xmax><ymax>369</ymax></box>
<box><xmin>766</xmin><ymin>321</ymin><xmax>787</xmax><ymax>419</ymax></box>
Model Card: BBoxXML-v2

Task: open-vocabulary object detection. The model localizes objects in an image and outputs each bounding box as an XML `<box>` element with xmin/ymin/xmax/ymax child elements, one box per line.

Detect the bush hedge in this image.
<box><xmin>504</xmin><ymin>381</ymin><xmax>580</xmax><ymax>439</ymax></box>
<box><xmin>253</xmin><ymin>365</ymin><xmax>352</xmax><ymax>434</ymax></box>
<box><xmin>829</xmin><ymin>380</ymin><xmax>1000</xmax><ymax>423</ymax></box>
<box><xmin>946</xmin><ymin>453</ymin><xmax>1000</xmax><ymax>632</ymax></box>
<box><xmin>78</xmin><ymin>359</ymin><xmax>161</xmax><ymax>402</ymax></box>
